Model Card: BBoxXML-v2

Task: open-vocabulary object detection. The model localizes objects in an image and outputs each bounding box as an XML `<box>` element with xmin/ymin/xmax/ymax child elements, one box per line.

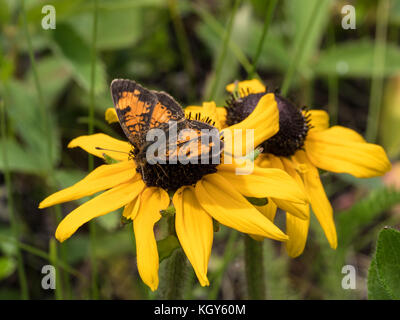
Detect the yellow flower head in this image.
<box><xmin>40</xmin><ymin>85</ymin><xmax>308</xmax><ymax>291</ymax></box>
<box><xmin>218</xmin><ymin>79</ymin><xmax>391</xmax><ymax>257</ymax></box>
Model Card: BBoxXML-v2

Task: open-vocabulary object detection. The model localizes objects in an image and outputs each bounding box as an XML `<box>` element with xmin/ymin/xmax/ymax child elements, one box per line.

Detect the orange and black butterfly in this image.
<box><xmin>110</xmin><ymin>79</ymin><xmax>223</xmax><ymax>170</ymax></box>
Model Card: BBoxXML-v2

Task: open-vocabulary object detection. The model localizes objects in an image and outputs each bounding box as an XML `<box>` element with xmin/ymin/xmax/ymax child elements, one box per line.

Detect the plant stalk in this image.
<box><xmin>366</xmin><ymin>0</ymin><xmax>390</xmax><ymax>142</ymax></box>
<box><xmin>244</xmin><ymin>235</ymin><xmax>265</xmax><ymax>299</ymax></box>
<box><xmin>0</xmin><ymin>100</ymin><xmax>29</xmax><ymax>300</ymax></box>
<box><xmin>248</xmin><ymin>0</ymin><xmax>278</xmax><ymax>79</ymax></box>
<box><xmin>207</xmin><ymin>0</ymin><xmax>242</xmax><ymax>101</ymax></box>
<box><xmin>281</xmin><ymin>0</ymin><xmax>322</xmax><ymax>96</ymax></box>
<box><xmin>88</xmin><ymin>0</ymin><xmax>100</xmax><ymax>299</ymax></box>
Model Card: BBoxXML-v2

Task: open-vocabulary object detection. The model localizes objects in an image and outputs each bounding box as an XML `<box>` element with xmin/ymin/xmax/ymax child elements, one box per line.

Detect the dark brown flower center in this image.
<box><xmin>225</xmin><ymin>92</ymin><xmax>310</xmax><ymax>157</ymax></box>
<box><xmin>133</xmin><ymin>119</ymin><xmax>223</xmax><ymax>191</ymax></box>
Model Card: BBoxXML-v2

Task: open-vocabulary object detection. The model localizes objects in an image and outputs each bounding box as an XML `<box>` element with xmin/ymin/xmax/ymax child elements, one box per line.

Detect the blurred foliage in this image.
<box><xmin>368</xmin><ymin>227</ymin><xmax>400</xmax><ymax>299</ymax></box>
<box><xmin>0</xmin><ymin>0</ymin><xmax>399</xmax><ymax>300</ymax></box>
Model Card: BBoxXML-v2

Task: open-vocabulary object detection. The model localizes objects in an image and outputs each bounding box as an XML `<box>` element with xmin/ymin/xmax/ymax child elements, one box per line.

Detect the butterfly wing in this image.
<box><xmin>185</xmin><ymin>120</ymin><xmax>223</xmax><ymax>163</ymax></box>
<box><xmin>111</xmin><ymin>79</ymin><xmax>158</xmax><ymax>146</ymax></box>
<box><xmin>151</xmin><ymin>91</ymin><xmax>185</xmax><ymax>127</ymax></box>
<box><xmin>163</xmin><ymin>120</ymin><xmax>223</xmax><ymax>164</ymax></box>
<box><xmin>110</xmin><ymin>79</ymin><xmax>186</xmax><ymax>147</ymax></box>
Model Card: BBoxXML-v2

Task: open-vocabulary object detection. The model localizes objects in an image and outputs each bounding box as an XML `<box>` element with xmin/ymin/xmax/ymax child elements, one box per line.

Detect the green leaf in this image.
<box><xmin>65</xmin><ymin>4</ymin><xmax>143</xmax><ymax>50</ymax></box>
<box><xmin>367</xmin><ymin>256</ymin><xmax>392</xmax><ymax>300</ymax></box>
<box><xmin>245</xmin><ymin>24</ymin><xmax>289</xmax><ymax>72</ymax></box>
<box><xmin>0</xmin><ymin>53</ymin><xmax>14</xmax><ymax>82</ymax></box>
<box><xmin>379</xmin><ymin>76</ymin><xmax>400</xmax><ymax>158</ymax></box>
<box><xmin>375</xmin><ymin>228</ymin><xmax>400</xmax><ymax>299</ymax></box>
<box><xmin>25</xmin><ymin>56</ymin><xmax>72</xmax><ymax>108</ymax></box>
<box><xmin>0</xmin><ymin>256</ymin><xmax>16</xmax><ymax>281</ymax></box>
<box><xmin>315</xmin><ymin>40</ymin><xmax>400</xmax><ymax>77</ymax></box>
<box><xmin>79</xmin><ymin>0</ymin><xmax>167</xmax><ymax>11</ymax></box>
<box><xmin>284</xmin><ymin>0</ymin><xmax>332</xmax><ymax>76</ymax></box>
<box><xmin>157</xmin><ymin>235</ymin><xmax>180</xmax><ymax>263</ymax></box>
<box><xmin>25</xmin><ymin>0</ymin><xmax>85</xmax><ymax>24</ymax></box>
<box><xmin>97</xmin><ymin>209</ymin><xmax>121</xmax><ymax>231</ymax></box>
<box><xmin>0</xmin><ymin>138</ymin><xmax>43</xmax><ymax>174</ymax></box>
<box><xmin>0</xmin><ymin>0</ymin><xmax>11</xmax><ymax>26</ymax></box>
<box><xmin>198</xmin><ymin>3</ymin><xmax>253</xmax><ymax>102</ymax></box>
<box><xmin>65</xmin><ymin>229</ymin><xmax>134</xmax><ymax>264</ymax></box>
<box><xmin>389</xmin><ymin>0</ymin><xmax>400</xmax><ymax>25</ymax></box>
<box><xmin>4</xmin><ymin>80</ymin><xmax>61</xmax><ymax>170</ymax></box>
<box><xmin>337</xmin><ymin>188</ymin><xmax>400</xmax><ymax>248</ymax></box>
<box><xmin>50</xmin><ymin>23</ymin><xmax>107</xmax><ymax>94</ymax></box>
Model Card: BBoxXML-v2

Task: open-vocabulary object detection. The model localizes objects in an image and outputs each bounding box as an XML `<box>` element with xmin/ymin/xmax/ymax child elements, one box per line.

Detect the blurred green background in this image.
<box><xmin>1</xmin><ymin>0</ymin><xmax>400</xmax><ymax>300</ymax></box>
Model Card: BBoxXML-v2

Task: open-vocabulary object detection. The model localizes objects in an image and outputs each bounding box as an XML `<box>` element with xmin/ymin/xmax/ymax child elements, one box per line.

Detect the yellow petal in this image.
<box><xmin>217</xmin><ymin>162</ymin><xmax>308</xmax><ymax>220</ymax></box>
<box><xmin>55</xmin><ymin>177</ymin><xmax>145</xmax><ymax>242</ymax></box>
<box><xmin>254</xmin><ymin>153</ymin><xmax>273</xmax><ymax>168</ymax></box>
<box><xmin>217</xmin><ymin>107</ymin><xmax>227</xmax><ymax>128</ymax></box>
<box><xmin>39</xmin><ymin>161</ymin><xmax>136</xmax><ymax>208</ymax></box>
<box><xmin>184</xmin><ymin>106</ymin><xmax>203</xmax><ymax>116</ymax></box>
<box><xmin>280</xmin><ymin>157</ymin><xmax>305</xmax><ymax>188</ymax></box>
<box><xmin>249</xmin><ymin>201</ymin><xmax>278</xmax><ymax>241</ymax></box>
<box><xmin>293</xmin><ymin>151</ymin><xmax>337</xmax><ymax>249</ymax></box>
<box><xmin>195</xmin><ymin>173</ymin><xmax>288</xmax><ymax>241</ymax></box>
<box><xmin>122</xmin><ymin>196</ymin><xmax>140</xmax><ymax>220</ymax></box>
<box><xmin>173</xmin><ymin>186</ymin><xmax>213</xmax><ymax>287</ymax></box>
<box><xmin>105</xmin><ymin>108</ymin><xmax>119</xmax><ymax>124</ymax></box>
<box><xmin>306</xmin><ymin>109</ymin><xmax>330</xmax><ymax>131</ymax></box>
<box><xmin>133</xmin><ymin>187</ymin><xmax>170</xmax><ymax>292</ymax></box>
<box><xmin>185</xmin><ymin>102</ymin><xmax>224</xmax><ymax>130</ymax></box>
<box><xmin>221</xmin><ymin>93</ymin><xmax>279</xmax><ymax>156</ymax></box>
<box><xmin>271</xmin><ymin>156</ymin><xmax>309</xmax><ymax>220</ymax></box>
<box><xmin>256</xmin><ymin>200</ymin><xmax>277</xmax><ymax>221</ymax></box>
<box><xmin>202</xmin><ymin>101</ymin><xmax>222</xmax><ymax>130</ymax></box>
<box><xmin>225</xmin><ymin>79</ymin><xmax>266</xmax><ymax>95</ymax></box>
<box><xmin>243</xmin><ymin>155</ymin><xmax>309</xmax><ymax>219</ymax></box>
<box><xmin>306</xmin><ymin>126</ymin><xmax>391</xmax><ymax>178</ymax></box>
<box><xmin>285</xmin><ymin>213</ymin><xmax>310</xmax><ymax>258</ymax></box>
<box><xmin>271</xmin><ymin>197</ymin><xmax>308</xmax><ymax>222</ymax></box>
<box><xmin>68</xmin><ymin>133</ymin><xmax>132</xmax><ymax>161</ymax></box>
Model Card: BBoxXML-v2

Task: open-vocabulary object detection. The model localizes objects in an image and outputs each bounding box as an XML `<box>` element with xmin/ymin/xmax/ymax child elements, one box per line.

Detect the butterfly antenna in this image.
<box><xmin>160</xmin><ymin>164</ymin><xmax>169</xmax><ymax>178</ymax></box>
<box><xmin>95</xmin><ymin>147</ymin><xmax>130</xmax><ymax>154</ymax></box>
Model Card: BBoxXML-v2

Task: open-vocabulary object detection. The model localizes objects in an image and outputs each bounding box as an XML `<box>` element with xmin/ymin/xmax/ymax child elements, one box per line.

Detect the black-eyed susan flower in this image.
<box><xmin>40</xmin><ymin>85</ymin><xmax>308</xmax><ymax>291</ymax></box>
<box><xmin>191</xmin><ymin>79</ymin><xmax>391</xmax><ymax>258</ymax></box>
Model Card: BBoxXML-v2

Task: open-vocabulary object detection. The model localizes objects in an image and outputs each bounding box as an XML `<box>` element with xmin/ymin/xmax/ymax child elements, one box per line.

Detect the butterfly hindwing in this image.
<box><xmin>173</xmin><ymin>120</ymin><xmax>223</xmax><ymax>163</ymax></box>
<box><xmin>151</xmin><ymin>91</ymin><xmax>185</xmax><ymax>126</ymax></box>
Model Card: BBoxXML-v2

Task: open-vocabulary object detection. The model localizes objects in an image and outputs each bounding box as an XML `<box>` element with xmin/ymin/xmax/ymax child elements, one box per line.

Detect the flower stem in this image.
<box><xmin>244</xmin><ymin>235</ymin><xmax>265</xmax><ymax>299</ymax></box>
<box><xmin>21</xmin><ymin>0</ymin><xmax>67</xmax><ymax>299</ymax></box>
<box><xmin>49</xmin><ymin>239</ymin><xmax>63</xmax><ymax>300</ymax></box>
<box><xmin>207</xmin><ymin>0</ymin><xmax>242</xmax><ymax>101</ymax></box>
<box><xmin>366</xmin><ymin>0</ymin><xmax>390</xmax><ymax>142</ymax></box>
<box><xmin>208</xmin><ymin>229</ymin><xmax>239</xmax><ymax>299</ymax></box>
<box><xmin>160</xmin><ymin>214</ymin><xmax>188</xmax><ymax>299</ymax></box>
<box><xmin>192</xmin><ymin>3</ymin><xmax>255</xmax><ymax>78</ymax></box>
<box><xmin>327</xmin><ymin>25</ymin><xmax>338</xmax><ymax>125</ymax></box>
<box><xmin>162</xmin><ymin>248</ymin><xmax>188</xmax><ymax>299</ymax></box>
<box><xmin>167</xmin><ymin>0</ymin><xmax>196</xmax><ymax>101</ymax></box>
<box><xmin>88</xmin><ymin>0</ymin><xmax>98</xmax><ymax>164</ymax></box>
<box><xmin>0</xmin><ymin>233</ymin><xmax>85</xmax><ymax>279</ymax></box>
<box><xmin>281</xmin><ymin>0</ymin><xmax>322</xmax><ymax>96</ymax></box>
<box><xmin>248</xmin><ymin>0</ymin><xmax>278</xmax><ymax>79</ymax></box>
<box><xmin>21</xmin><ymin>0</ymin><xmax>52</xmax><ymax>167</ymax></box>
<box><xmin>88</xmin><ymin>0</ymin><xmax>99</xmax><ymax>299</ymax></box>
<box><xmin>0</xmin><ymin>100</ymin><xmax>29</xmax><ymax>300</ymax></box>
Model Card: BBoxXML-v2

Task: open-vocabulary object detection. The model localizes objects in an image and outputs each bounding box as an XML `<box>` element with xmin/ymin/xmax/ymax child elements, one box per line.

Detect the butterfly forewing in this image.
<box><xmin>111</xmin><ymin>79</ymin><xmax>158</xmax><ymax>146</ymax></box>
